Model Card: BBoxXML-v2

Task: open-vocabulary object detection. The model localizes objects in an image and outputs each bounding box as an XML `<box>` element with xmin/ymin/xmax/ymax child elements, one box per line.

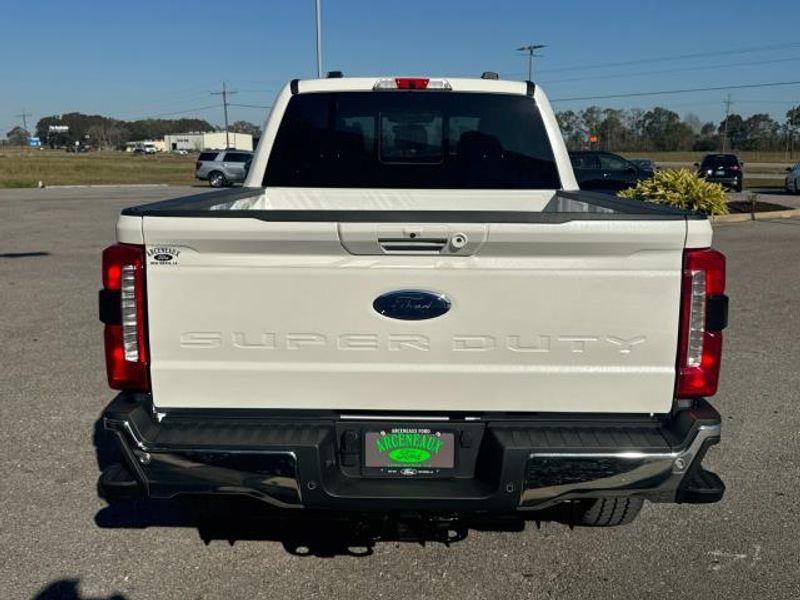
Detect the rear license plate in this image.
<box><xmin>364</xmin><ymin>428</ymin><xmax>455</xmax><ymax>477</ymax></box>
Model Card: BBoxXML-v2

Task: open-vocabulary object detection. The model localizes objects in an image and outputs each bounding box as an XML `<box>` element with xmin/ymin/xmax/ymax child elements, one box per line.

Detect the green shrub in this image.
<box><xmin>618</xmin><ymin>169</ymin><xmax>729</xmax><ymax>215</ymax></box>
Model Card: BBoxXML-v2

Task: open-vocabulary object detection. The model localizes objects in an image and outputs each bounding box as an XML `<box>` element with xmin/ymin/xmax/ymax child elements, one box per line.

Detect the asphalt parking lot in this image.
<box><xmin>1</xmin><ymin>186</ymin><xmax>799</xmax><ymax>600</ymax></box>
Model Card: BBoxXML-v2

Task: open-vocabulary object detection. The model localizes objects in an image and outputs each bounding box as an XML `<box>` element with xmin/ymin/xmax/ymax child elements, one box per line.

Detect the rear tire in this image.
<box><xmin>209</xmin><ymin>171</ymin><xmax>227</xmax><ymax>188</ymax></box>
<box><xmin>575</xmin><ymin>497</ymin><xmax>644</xmax><ymax>527</ymax></box>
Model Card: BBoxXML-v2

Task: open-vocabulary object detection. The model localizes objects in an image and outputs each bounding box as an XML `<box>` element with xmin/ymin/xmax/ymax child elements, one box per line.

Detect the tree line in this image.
<box><xmin>3</xmin><ymin>113</ymin><xmax>262</xmax><ymax>149</ymax></box>
<box><xmin>5</xmin><ymin>105</ymin><xmax>799</xmax><ymax>155</ymax></box>
<box><xmin>557</xmin><ymin>104</ymin><xmax>800</xmax><ymax>154</ymax></box>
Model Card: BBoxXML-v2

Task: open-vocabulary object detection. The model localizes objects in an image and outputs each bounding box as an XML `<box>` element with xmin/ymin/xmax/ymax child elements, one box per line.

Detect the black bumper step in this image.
<box><xmin>98</xmin><ymin>462</ymin><xmax>142</xmax><ymax>501</ymax></box>
<box><xmin>678</xmin><ymin>467</ymin><xmax>726</xmax><ymax>504</ymax></box>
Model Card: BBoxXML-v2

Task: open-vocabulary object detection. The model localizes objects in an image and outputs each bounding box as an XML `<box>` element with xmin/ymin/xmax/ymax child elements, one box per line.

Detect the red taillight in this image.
<box><xmin>101</xmin><ymin>243</ymin><xmax>150</xmax><ymax>392</ymax></box>
<box><xmin>730</xmin><ymin>165</ymin><xmax>740</xmax><ymax>171</ymax></box>
<box><xmin>676</xmin><ymin>248</ymin><xmax>726</xmax><ymax>398</ymax></box>
<box><xmin>395</xmin><ymin>77</ymin><xmax>429</xmax><ymax>89</ymax></box>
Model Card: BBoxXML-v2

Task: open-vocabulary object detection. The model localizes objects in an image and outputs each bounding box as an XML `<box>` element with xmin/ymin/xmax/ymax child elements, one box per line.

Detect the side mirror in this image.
<box><xmin>693</xmin><ymin>162</ymin><xmax>700</xmax><ymax>167</ymax></box>
<box><xmin>787</xmin><ymin>167</ymin><xmax>792</xmax><ymax>173</ymax></box>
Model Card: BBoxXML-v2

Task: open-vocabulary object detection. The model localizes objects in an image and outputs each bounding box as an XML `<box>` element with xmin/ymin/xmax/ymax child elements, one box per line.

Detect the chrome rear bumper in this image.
<box><xmin>100</xmin><ymin>394</ymin><xmax>724</xmax><ymax>513</ymax></box>
<box><xmin>520</xmin><ymin>423</ymin><xmax>721</xmax><ymax>507</ymax></box>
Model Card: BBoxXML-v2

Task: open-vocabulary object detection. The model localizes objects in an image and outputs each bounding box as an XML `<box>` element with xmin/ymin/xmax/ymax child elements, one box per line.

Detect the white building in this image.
<box><xmin>163</xmin><ymin>132</ymin><xmax>253</xmax><ymax>152</ymax></box>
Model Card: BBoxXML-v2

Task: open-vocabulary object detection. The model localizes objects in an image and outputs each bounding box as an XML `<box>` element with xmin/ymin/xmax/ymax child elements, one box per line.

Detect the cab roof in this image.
<box><xmin>290</xmin><ymin>77</ymin><xmax>533</xmax><ymax>97</ymax></box>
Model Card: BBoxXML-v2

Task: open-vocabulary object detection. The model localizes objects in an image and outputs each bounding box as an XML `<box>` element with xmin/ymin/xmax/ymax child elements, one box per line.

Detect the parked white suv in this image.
<box><xmin>97</xmin><ymin>76</ymin><xmax>728</xmax><ymax>529</ymax></box>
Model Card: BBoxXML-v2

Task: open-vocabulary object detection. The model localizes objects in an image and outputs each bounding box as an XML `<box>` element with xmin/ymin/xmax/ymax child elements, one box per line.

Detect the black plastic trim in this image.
<box><xmin>120</xmin><ymin>187</ymin><xmax>262</xmax><ymax>216</ymax></box>
<box><xmin>120</xmin><ymin>189</ymin><xmax>703</xmax><ymax>222</ymax></box>
<box><xmin>128</xmin><ymin>210</ymin><xmax>696</xmax><ymax>223</ymax></box>
<box><xmin>98</xmin><ymin>289</ymin><xmax>120</xmax><ymax>325</ymax></box>
<box><xmin>676</xmin><ymin>435</ymin><xmax>723</xmax><ymax>503</ymax></box>
<box><xmin>526</xmin><ymin>80</ymin><xmax>536</xmax><ymax>97</ymax></box>
<box><xmin>707</xmin><ymin>294</ymin><xmax>729</xmax><ymax>331</ymax></box>
<box><xmin>134</xmin><ymin>394</ymin><xmax>717</xmax><ymax>428</ymax></box>
<box><xmin>290</xmin><ymin>79</ymin><xmax>299</xmax><ymax>94</ymax></box>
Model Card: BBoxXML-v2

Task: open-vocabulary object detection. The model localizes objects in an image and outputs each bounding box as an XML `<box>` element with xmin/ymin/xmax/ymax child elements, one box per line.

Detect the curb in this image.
<box><xmin>712</xmin><ymin>208</ymin><xmax>800</xmax><ymax>224</ymax></box>
<box><xmin>45</xmin><ymin>184</ymin><xmax>171</xmax><ymax>189</ymax></box>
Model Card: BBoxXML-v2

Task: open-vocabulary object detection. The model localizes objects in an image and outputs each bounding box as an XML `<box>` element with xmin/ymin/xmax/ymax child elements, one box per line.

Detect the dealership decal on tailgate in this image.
<box><xmin>364</xmin><ymin>428</ymin><xmax>455</xmax><ymax>477</ymax></box>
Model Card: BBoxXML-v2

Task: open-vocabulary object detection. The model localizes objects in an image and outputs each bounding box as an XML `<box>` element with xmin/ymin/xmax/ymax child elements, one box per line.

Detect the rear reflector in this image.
<box><xmin>373</xmin><ymin>77</ymin><xmax>451</xmax><ymax>91</ymax></box>
<box><xmin>676</xmin><ymin>248</ymin><xmax>727</xmax><ymax>398</ymax></box>
<box><xmin>101</xmin><ymin>244</ymin><xmax>149</xmax><ymax>392</ymax></box>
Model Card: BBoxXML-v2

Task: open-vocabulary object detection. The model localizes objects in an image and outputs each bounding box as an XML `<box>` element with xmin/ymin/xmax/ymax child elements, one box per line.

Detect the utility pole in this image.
<box><xmin>14</xmin><ymin>107</ymin><xmax>33</xmax><ymax>147</ymax></box>
<box><xmin>15</xmin><ymin>108</ymin><xmax>32</xmax><ymax>132</ymax></box>
<box><xmin>516</xmin><ymin>43</ymin><xmax>546</xmax><ymax>81</ymax></box>
<box><xmin>315</xmin><ymin>0</ymin><xmax>322</xmax><ymax>78</ymax></box>
<box><xmin>211</xmin><ymin>82</ymin><xmax>237</xmax><ymax>148</ymax></box>
<box><xmin>721</xmin><ymin>95</ymin><xmax>733</xmax><ymax>152</ymax></box>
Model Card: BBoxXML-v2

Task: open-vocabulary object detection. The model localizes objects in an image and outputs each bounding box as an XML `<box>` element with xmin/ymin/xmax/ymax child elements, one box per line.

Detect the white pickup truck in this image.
<box><xmin>98</xmin><ymin>75</ymin><xmax>728</xmax><ymax>528</ymax></box>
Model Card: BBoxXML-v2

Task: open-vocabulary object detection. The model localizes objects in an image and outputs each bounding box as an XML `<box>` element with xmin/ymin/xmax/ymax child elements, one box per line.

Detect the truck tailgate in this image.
<box><xmin>143</xmin><ymin>215</ymin><xmax>687</xmax><ymax>414</ymax></box>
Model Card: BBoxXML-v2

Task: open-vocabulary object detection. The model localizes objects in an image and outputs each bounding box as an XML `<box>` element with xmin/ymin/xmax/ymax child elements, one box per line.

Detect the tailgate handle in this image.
<box><xmin>378</xmin><ymin>237</ymin><xmax>448</xmax><ymax>253</ymax></box>
<box><xmin>338</xmin><ymin>224</ymin><xmax>485</xmax><ymax>255</ymax></box>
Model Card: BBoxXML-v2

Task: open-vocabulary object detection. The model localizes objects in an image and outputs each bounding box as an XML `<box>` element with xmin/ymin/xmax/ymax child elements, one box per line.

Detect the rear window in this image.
<box><xmin>264</xmin><ymin>92</ymin><xmax>560</xmax><ymax>189</ymax></box>
<box><xmin>570</xmin><ymin>154</ymin><xmax>600</xmax><ymax>169</ymax></box>
<box><xmin>223</xmin><ymin>152</ymin><xmax>251</xmax><ymax>163</ymax></box>
<box><xmin>198</xmin><ymin>152</ymin><xmax>218</xmax><ymax>162</ymax></box>
<box><xmin>701</xmin><ymin>155</ymin><xmax>738</xmax><ymax>168</ymax></box>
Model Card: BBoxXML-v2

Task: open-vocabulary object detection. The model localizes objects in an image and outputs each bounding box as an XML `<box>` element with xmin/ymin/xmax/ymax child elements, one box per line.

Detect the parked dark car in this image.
<box><xmin>630</xmin><ymin>158</ymin><xmax>657</xmax><ymax>177</ymax></box>
<box><xmin>696</xmin><ymin>154</ymin><xmax>743</xmax><ymax>192</ymax></box>
<box><xmin>569</xmin><ymin>151</ymin><xmax>651</xmax><ymax>193</ymax></box>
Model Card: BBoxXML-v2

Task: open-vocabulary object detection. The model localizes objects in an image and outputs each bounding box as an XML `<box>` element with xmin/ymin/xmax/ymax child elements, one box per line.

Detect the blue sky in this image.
<box><xmin>2</xmin><ymin>0</ymin><xmax>799</xmax><ymax>135</ymax></box>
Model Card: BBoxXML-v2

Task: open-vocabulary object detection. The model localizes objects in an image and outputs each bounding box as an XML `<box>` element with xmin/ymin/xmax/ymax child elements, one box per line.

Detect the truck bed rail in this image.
<box><xmin>121</xmin><ymin>189</ymin><xmax>703</xmax><ymax>222</ymax></box>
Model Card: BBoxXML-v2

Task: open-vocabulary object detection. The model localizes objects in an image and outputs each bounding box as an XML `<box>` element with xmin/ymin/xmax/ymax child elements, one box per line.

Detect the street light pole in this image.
<box><xmin>315</xmin><ymin>0</ymin><xmax>322</xmax><ymax>78</ymax></box>
<box><xmin>516</xmin><ymin>44</ymin><xmax>546</xmax><ymax>81</ymax></box>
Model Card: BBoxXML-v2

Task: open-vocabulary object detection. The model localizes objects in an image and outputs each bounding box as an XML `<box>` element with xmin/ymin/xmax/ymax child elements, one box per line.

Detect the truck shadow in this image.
<box><xmin>32</xmin><ymin>578</ymin><xmax>127</xmax><ymax>600</ymax></box>
<box><xmin>94</xmin><ymin>496</ymin><xmax>544</xmax><ymax>557</ymax></box>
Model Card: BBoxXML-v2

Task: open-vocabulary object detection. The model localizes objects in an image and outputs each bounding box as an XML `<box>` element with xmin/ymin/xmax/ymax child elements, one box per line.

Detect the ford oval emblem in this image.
<box><xmin>373</xmin><ymin>290</ymin><xmax>451</xmax><ymax>321</ymax></box>
<box><xmin>153</xmin><ymin>253</ymin><xmax>173</xmax><ymax>262</ymax></box>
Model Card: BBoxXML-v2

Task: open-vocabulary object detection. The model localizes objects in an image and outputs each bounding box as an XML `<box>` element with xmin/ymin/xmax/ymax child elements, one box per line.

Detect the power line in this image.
<box><xmin>211</xmin><ymin>82</ymin><xmax>237</xmax><ymax>148</ymax></box>
<box><xmin>541</xmin><ymin>54</ymin><xmax>800</xmax><ymax>85</ymax></box>
<box><xmin>122</xmin><ymin>104</ymin><xmax>220</xmax><ymax>119</ymax></box>
<box><xmin>551</xmin><ymin>79</ymin><xmax>800</xmax><ymax>102</ymax></box>
<box><xmin>116</xmin><ymin>88</ymin><xmax>272</xmax><ymax>119</ymax></box>
<box><xmin>229</xmin><ymin>103</ymin><xmax>272</xmax><ymax>109</ymax></box>
<box><xmin>125</xmin><ymin>91</ymin><xmax>214</xmax><ymax>113</ymax></box>
<box><xmin>235</xmin><ymin>89</ymin><xmax>279</xmax><ymax>94</ymax></box>
<box><xmin>536</xmin><ymin>41</ymin><xmax>800</xmax><ymax>75</ymax></box>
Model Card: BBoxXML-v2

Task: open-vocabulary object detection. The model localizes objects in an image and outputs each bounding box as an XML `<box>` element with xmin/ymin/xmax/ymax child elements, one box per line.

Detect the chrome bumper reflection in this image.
<box><xmin>105</xmin><ymin>416</ymin><xmax>303</xmax><ymax>509</ymax></box>
<box><xmin>520</xmin><ymin>424</ymin><xmax>720</xmax><ymax>507</ymax></box>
